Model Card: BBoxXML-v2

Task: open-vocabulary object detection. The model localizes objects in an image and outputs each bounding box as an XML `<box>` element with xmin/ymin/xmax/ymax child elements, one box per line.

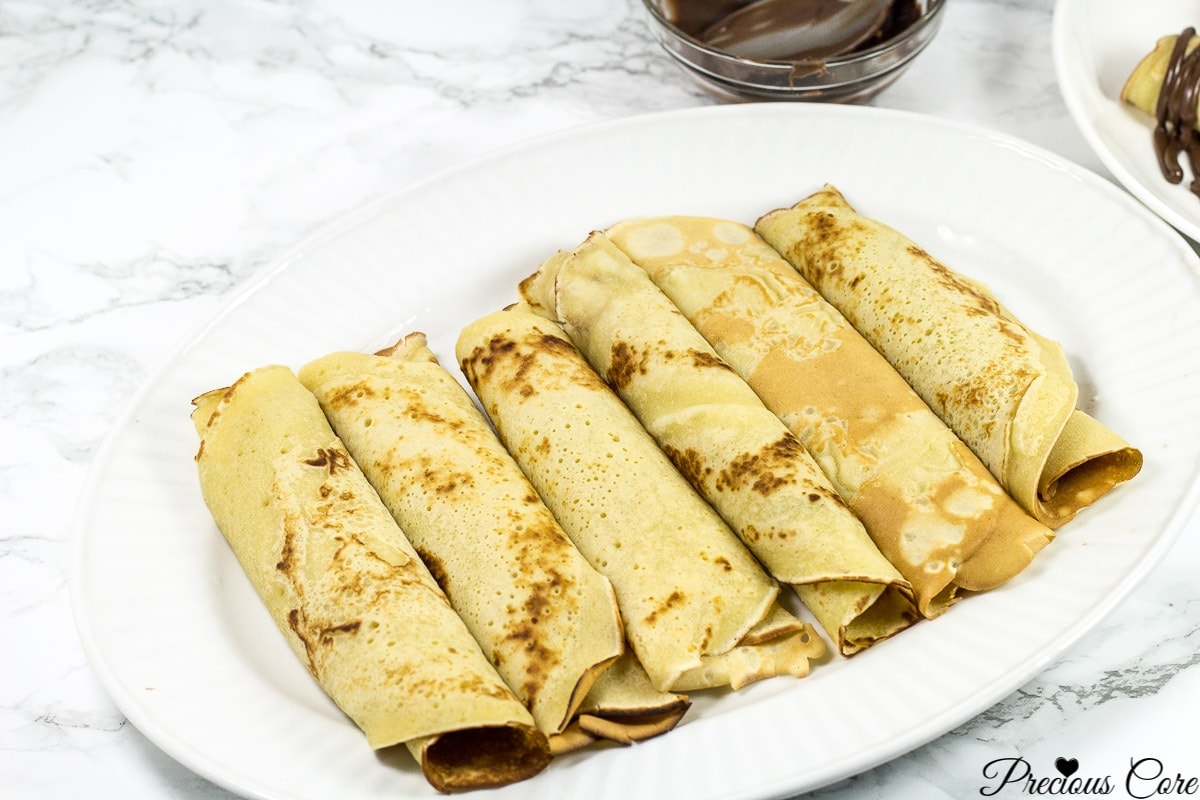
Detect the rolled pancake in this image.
<box><xmin>756</xmin><ymin>186</ymin><xmax>1142</xmax><ymax>528</ymax></box>
<box><xmin>190</xmin><ymin>366</ymin><xmax>549</xmax><ymax>792</ymax></box>
<box><xmin>456</xmin><ymin>303</ymin><xmax>825</xmax><ymax>692</ymax></box>
<box><xmin>297</xmin><ymin>334</ymin><xmax>624</xmax><ymax>739</ymax></box>
<box><xmin>522</xmin><ymin>231</ymin><xmax>920</xmax><ymax>644</ymax></box>
<box><xmin>607</xmin><ymin>217</ymin><xmax>1055</xmax><ymax>617</ymax></box>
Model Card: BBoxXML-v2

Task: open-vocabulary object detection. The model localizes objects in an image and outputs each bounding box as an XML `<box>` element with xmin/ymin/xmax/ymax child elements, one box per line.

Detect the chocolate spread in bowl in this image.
<box><xmin>1154</xmin><ymin>27</ymin><xmax>1200</xmax><ymax>198</ymax></box>
<box><xmin>662</xmin><ymin>0</ymin><xmax>921</xmax><ymax>61</ymax></box>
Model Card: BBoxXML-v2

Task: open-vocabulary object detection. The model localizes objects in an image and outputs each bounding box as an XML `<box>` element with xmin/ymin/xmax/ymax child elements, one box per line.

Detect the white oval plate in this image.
<box><xmin>1053</xmin><ymin>0</ymin><xmax>1200</xmax><ymax>242</ymax></box>
<box><xmin>70</xmin><ymin>104</ymin><xmax>1200</xmax><ymax>800</ymax></box>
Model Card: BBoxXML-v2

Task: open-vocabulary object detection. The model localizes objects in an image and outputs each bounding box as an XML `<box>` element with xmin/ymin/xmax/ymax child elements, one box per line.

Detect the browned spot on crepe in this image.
<box><xmin>715</xmin><ymin>435</ymin><xmax>811</xmax><ymax>498</ymax></box>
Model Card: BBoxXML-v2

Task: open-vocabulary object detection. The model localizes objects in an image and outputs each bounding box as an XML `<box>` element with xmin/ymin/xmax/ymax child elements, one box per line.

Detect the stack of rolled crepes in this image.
<box><xmin>192</xmin><ymin>341</ymin><xmax>696</xmax><ymax>792</ymax></box>
<box><xmin>599</xmin><ymin>217</ymin><xmax>1061</xmax><ymax>617</ymax></box>
<box><xmin>518</xmin><ymin>233</ymin><xmax>921</xmax><ymax>646</ymax></box>
<box><xmin>296</xmin><ymin>333</ymin><xmax>688</xmax><ymax>754</ymax></box>
<box><xmin>191</xmin><ymin>367</ymin><xmax>551</xmax><ymax>792</ymax></box>
<box><xmin>457</xmin><ymin>304</ymin><xmax>826</xmax><ymax>691</ymax></box>
<box><xmin>190</xmin><ymin>181</ymin><xmax>1141</xmax><ymax>793</ymax></box>
<box><xmin>755</xmin><ymin>186</ymin><xmax>1142</xmax><ymax>529</ymax></box>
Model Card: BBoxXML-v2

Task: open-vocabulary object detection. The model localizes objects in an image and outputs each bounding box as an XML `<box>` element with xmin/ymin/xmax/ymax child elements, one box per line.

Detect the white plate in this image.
<box><xmin>70</xmin><ymin>104</ymin><xmax>1200</xmax><ymax>800</ymax></box>
<box><xmin>1053</xmin><ymin>0</ymin><xmax>1200</xmax><ymax>242</ymax></box>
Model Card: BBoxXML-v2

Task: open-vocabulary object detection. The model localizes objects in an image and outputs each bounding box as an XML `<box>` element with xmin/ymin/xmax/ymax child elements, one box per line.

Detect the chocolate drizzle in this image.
<box><xmin>1154</xmin><ymin>27</ymin><xmax>1200</xmax><ymax>198</ymax></box>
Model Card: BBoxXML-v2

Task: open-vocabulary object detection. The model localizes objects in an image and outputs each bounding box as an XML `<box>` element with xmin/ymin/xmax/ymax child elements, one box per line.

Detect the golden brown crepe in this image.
<box><xmin>756</xmin><ymin>186</ymin><xmax>1142</xmax><ymax>529</ymax></box>
<box><xmin>607</xmin><ymin>216</ymin><xmax>1056</xmax><ymax>617</ymax></box>
<box><xmin>190</xmin><ymin>366</ymin><xmax>550</xmax><ymax>793</ymax></box>
<box><xmin>456</xmin><ymin>303</ymin><xmax>825</xmax><ymax>692</ymax></box>
<box><xmin>521</xmin><ymin>231</ymin><xmax>920</xmax><ymax>644</ymax></box>
<box><xmin>297</xmin><ymin>334</ymin><xmax>625</xmax><ymax>740</ymax></box>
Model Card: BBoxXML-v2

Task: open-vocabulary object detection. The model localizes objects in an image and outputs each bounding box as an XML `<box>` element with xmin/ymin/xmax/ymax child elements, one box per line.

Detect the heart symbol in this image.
<box><xmin>1055</xmin><ymin>757</ymin><xmax>1080</xmax><ymax>778</ymax></box>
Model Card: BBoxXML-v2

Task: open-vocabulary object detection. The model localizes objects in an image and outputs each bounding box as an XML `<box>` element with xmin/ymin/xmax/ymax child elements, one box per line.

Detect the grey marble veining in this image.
<box><xmin>3</xmin><ymin>0</ymin><xmax>1198</xmax><ymax>798</ymax></box>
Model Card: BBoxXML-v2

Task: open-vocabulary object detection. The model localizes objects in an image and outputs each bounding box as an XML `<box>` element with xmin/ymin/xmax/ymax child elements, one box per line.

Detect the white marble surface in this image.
<box><xmin>3</xmin><ymin>0</ymin><xmax>1198</xmax><ymax>798</ymax></box>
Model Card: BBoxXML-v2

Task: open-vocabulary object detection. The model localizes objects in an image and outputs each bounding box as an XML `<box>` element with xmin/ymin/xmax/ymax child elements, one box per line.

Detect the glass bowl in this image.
<box><xmin>641</xmin><ymin>0</ymin><xmax>947</xmax><ymax>103</ymax></box>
